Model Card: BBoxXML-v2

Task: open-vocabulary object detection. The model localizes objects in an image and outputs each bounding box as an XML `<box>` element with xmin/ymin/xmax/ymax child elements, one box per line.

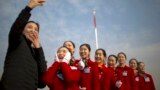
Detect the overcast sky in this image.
<box><xmin>0</xmin><ymin>0</ymin><xmax>160</xmax><ymax>90</ymax></box>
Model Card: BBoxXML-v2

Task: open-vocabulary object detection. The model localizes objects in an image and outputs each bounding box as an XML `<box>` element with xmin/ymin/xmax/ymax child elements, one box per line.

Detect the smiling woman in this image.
<box><xmin>42</xmin><ymin>46</ymin><xmax>81</xmax><ymax>90</ymax></box>
<box><xmin>77</xmin><ymin>43</ymin><xmax>100</xmax><ymax>90</ymax></box>
<box><xmin>115</xmin><ymin>52</ymin><xmax>137</xmax><ymax>90</ymax></box>
<box><xmin>94</xmin><ymin>48</ymin><xmax>115</xmax><ymax>90</ymax></box>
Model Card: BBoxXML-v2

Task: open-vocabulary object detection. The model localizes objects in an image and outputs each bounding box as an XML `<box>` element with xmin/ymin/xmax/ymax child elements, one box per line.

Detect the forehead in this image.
<box><xmin>80</xmin><ymin>45</ymin><xmax>88</xmax><ymax>49</ymax></box>
<box><xmin>64</xmin><ymin>41</ymin><xmax>73</xmax><ymax>46</ymax></box>
<box><xmin>118</xmin><ymin>53</ymin><xmax>125</xmax><ymax>57</ymax></box>
<box><xmin>108</xmin><ymin>57</ymin><xmax>116</xmax><ymax>61</ymax></box>
<box><xmin>59</xmin><ymin>47</ymin><xmax>68</xmax><ymax>51</ymax></box>
<box><xmin>130</xmin><ymin>60</ymin><xmax>137</xmax><ymax>63</ymax></box>
<box><xmin>26</xmin><ymin>22</ymin><xmax>38</xmax><ymax>28</ymax></box>
<box><xmin>96</xmin><ymin>50</ymin><xmax>103</xmax><ymax>54</ymax></box>
<box><xmin>139</xmin><ymin>63</ymin><xmax>145</xmax><ymax>66</ymax></box>
<box><xmin>109</xmin><ymin>56</ymin><xmax>116</xmax><ymax>59</ymax></box>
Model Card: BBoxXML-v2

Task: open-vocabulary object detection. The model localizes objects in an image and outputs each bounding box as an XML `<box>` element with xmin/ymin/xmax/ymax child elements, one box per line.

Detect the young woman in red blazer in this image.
<box><xmin>63</xmin><ymin>40</ymin><xmax>76</xmax><ymax>65</ymax></box>
<box><xmin>115</xmin><ymin>52</ymin><xmax>137</xmax><ymax>90</ymax></box>
<box><xmin>129</xmin><ymin>58</ymin><xmax>143</xmax><ymax>90</ymax></box>
<box><xmin>77</xmin><ymin>43</ymin><xmax>100</xmax><ymax>90</ymax></box>
<box><xmin>138</xmin><ymin>62</ymin><xmax>156</xmax><ymax>90</ymax></box>
<box><xmin>95</xmin><ymin>48</ymin><xmax>115</xmax><ymax>90</ymax></box>
<box><xmin>107</xmin><ymin>54</ymin><xmax>119</xmax><ymax>90</ymax></box>
<box><xmin>107</xmin><ymin>55</ymin><xmax>117</xmax><ymax>69</ymax></box>
<box><xmin>42</xmin><ymin>46</ymin><xmax>81</xmax><ymax>90</ymax></box>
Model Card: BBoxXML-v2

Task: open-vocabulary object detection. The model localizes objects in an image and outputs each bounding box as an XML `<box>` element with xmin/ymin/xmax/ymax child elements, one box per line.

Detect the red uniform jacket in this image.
<box><xmin>115</xmin><ymin>65</ymin><xmax>137</xmax><ymax>90</ymax></box>
<box><xmin>42</xmin><ymin>61</ymin><xmax>81</xmax><ymax>90</ymax></box>
<box><xmin>108</xmin><ymin>67</ymin><xmax>120</xmax><ymax>90</ymax></box>
<box><xmin>75</xmin><ymin>59</ymin><xmax>100</xmax><ymax>90</ymax></box>
<box><xmin>134</xmin><ymin>72</ymin><xmax>144</xmax><ymax>90</ymax></box>
<box><xmin>140</xmin><ymin>73</ymin><xmax>156</xmax><ymax>90</ymax></box>
<box><xmin>98</xmin><ymin>65</ymin><xmax>115</xmax><ymax>90</ymax></box>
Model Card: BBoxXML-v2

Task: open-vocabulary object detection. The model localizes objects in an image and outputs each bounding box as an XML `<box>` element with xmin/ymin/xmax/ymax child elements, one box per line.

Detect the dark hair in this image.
<box><xmin>129</xmin><ymin>58</ymin><xmax>138</xmax><ymax>70</ymax></box>
<box><xmin>95</xmin><ymin>48</ymin><xmax>107</xmax><ymax>57</ymax></box>
<box><xmin>138</xmin><ymin>61</ymin><xmax>145</xmax><ymax>66</ymax></box>
<box><xmin>63</xmin><ymin>41</ymin><xmax>75</xmax><ymax>48</ymax></box>
<box><xmin>108</xmin><ymin>54</ymin><xmax>118</xmax><ymax>63</ymax></box>
<box><xmin>95</xmin><ymin>48</ymin><xmax>107</xmax><ymax>64</ymax></box>
<box><xmin>27</xmin><ymin>21</ymin><xmax>40</xmax><ymax>32</ymax></box>
<box><xmin>117</xmin><ymin>52</ymin><xmax>127</xmax><ymax>59</ymax></box>
<box><xmin>80</xmin><ymin>43</ymin><xmax>91</xmax><ymax>52</ymax></box>
<box><xmin>137</xmin><ymin>61</ymin><xmax>145</xmax><ymax>72</ymax></box>
<box><xmin>129</xmin><ymin>58</ymin><xmax>138</xmax><ymax>64</ymax></box>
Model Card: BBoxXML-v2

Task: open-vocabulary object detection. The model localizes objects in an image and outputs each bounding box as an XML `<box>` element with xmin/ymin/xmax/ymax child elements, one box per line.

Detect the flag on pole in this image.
<box><xmin>93</xmin><ymin>9</ymin><xmax>98</xmax><ymax>49</ymax></box>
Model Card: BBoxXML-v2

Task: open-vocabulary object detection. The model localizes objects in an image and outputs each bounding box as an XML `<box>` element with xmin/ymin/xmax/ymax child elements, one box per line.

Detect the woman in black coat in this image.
<box><xmin>0</xmin><ymin>0</ymin><xmax>47</xmax><ymax>90</ymax></box>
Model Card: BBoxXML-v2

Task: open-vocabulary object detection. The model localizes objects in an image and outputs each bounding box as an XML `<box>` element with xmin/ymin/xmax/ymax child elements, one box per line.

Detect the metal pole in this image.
<box><xmin>93</xmin><ymin>9</ymin><xmax>98</xmax><ymax>49</ymax></box>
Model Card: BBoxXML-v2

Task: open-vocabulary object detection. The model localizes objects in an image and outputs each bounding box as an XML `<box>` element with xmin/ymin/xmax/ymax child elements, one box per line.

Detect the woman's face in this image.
<box><xmin>23</xmin><ymin>22</ymin><xmax>39</xmax><ymax>40</ymax></box>
<box><xmin>117</xmin><ymin>53</ymin><xmax>126</xmax><ymax>65</ymax></box>
<box><xmin>129</xmin><ymin>60</ymin><xmax>137</xmax><ymax>70</ymax></box>
<box><xmin>107</xmin><ymin>56</ymin><xmax>117</xmax><ymax>68</ymax></box>
<box><xmin>79</xmin><ymin>45</ymin><xmax>90</xmax><ymax>59</ymax></box>
<box><xmin>95</xmin><ymin>50</ymin><xmax>105</xmax><ymax>65</ymax></box>
<box><xmin>64</xmin><ymin>41</ymin><xmax>75</xmax><ymax>55</ymax></box>
<box><xmin>57</xmin><ymin>47</ymin><xmax>69</xmax><ymax>60</ymax></box>
<box><xmin>138</xmin><ymin>63</ymin><xmax>145</xmax><ymax>71</ymax></box>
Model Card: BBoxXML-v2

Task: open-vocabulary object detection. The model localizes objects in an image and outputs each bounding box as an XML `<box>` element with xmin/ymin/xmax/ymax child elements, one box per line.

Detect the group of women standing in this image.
<box><xmin>42</xmin><ymin>41</ymin><xmax>156</xmax><ymax>90</ymax></box>
<box><xmin>0</xmin><ymin>0</ymin><xmax>155</xmax><ymax>90</ymax></box>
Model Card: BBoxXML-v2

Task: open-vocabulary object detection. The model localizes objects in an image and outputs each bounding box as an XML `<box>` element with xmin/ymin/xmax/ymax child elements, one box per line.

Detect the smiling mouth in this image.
<box><xmin>95</xmin><ymin>57</ymin><xmax>101</xmax><ymax>60</ymax></box>
<box><xmin>81</xmin><ymin>53</ymin><xmax>86</xmax><ymax>56</ymax></box>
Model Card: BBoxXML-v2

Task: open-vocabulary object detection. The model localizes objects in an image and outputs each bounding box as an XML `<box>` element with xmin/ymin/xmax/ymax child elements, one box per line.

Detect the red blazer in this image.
<box><xmin>108</xmin><ymin>67</ymin><xmax>120</xmax><ymax>90</ymax></box>
<box><xmin>98</xmin><ymin>65</ymin><xmax>115</xmax><ymax>90</ymax></box>
<box><xmin>75</xmin><ymin>59</ymin><xmax>100</xmax><ymax>90</ymax></box>
<box><xmin>42</xmin><ymin>61</ymin><xmax>81</xmax><ymax>90</ymax></box>
<box><xmin>134</xmin><ymin>72</ymin><xmax>144</xmax><ymax>90</ymax></box>
<box><xmin>140</xmin><ymin>73</ymin><xmax>156</xmax><ymax>90</ymax></box>
<box><xmin>115</xmin><ymin>65</ymin><xmax>137</xmax><ymax>90</ymax></box>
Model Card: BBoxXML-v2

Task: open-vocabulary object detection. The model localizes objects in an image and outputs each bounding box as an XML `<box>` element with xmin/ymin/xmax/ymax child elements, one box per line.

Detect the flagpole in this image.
<box><xmin>93</xmin><ymin>9</ymin><xmax>98</xmax><ymax>49</ymax></box>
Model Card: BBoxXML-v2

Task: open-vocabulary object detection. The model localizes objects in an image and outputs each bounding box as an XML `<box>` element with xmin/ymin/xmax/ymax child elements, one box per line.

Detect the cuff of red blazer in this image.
<box><xmin>61</xmin><ymin>59</ymin><xmax>69</xmax><ymax>64</ymax></box>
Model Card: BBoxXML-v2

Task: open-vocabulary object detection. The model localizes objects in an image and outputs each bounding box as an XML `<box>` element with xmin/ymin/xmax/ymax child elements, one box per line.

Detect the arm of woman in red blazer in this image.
<box><xmin>42</xmin><ymin>61</ymin><xmax>60</xmax><ymax>87</ymax></box>
<box><xmin>110</xmin><ymin>69</ymin><xmax>117</xmax><ymax>90</ymax></box>
<box><xmin>149</xmin><ymin>74</ymin><xmax>156</xmax><ymax>90</ymax></box>
<box><xmin>60</xmin><ymin>62</ymin><xmax>80</xmax><ymax>83</ymax></box>
<box><xmin>130</xmin><ymin>68</ymin><xmax>138</xmax><ymax>90</ymax></box>
<box><xmin>92</xmin><ymin>63</ymin><xmax>100</xmax><ymax>90</ymax></box>
<box><xmin>102</xmin><ymin>68</ymin><xmax>111</xmax><ymax>90</ymax></box>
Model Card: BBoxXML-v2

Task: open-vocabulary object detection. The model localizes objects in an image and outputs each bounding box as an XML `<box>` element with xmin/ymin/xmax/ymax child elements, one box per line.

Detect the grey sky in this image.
<box><xmin>0</xmin><ymin>0</ymin><xmax>160</xmax><ymax>90</ymax></box>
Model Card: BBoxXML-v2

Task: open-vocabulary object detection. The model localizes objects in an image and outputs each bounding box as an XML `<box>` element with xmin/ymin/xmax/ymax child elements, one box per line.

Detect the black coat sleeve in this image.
<box><xmin>9</xmin><ymin>6</ymin><xmax>32</xmax><ymax>48</ymax></box>
<box><xmin>34</xmin><ymin>47</ymin><xmax>47</xmax><ymax>88</ymax></box>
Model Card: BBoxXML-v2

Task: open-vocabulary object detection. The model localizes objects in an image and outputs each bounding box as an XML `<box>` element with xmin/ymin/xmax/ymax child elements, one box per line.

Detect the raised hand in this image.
<box><xmin>115</xmin><ymin>80</ymin><xmax>122</xmax><ymax>88</ymax></box>
<box><xmin>79</xmin><ymin>86</ymin><xmax>86</xmax><ymax>90</ymax></box>
<box><xmin>62</xmin><ymin>52</ymin><xmax>71</xmax><ymax>64</ymax></box>
<box><xmin>28</xmin><ymin>0</ymin><xmax>46</xmax><ymax>8</ymax></box>
<box><xmin>54</xmin><ymin>53</ymin><xmax>60</xmax><ymax>62</ymax></box>
<box><xmin>78</xmin><ymin>59</ymin><xmax>85</xmax><ymax>70</ymax></box>
<box><xmin>25</xmin><ymin>30</ymin><xmax>40</xmax><ymax>48</ymax></box>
